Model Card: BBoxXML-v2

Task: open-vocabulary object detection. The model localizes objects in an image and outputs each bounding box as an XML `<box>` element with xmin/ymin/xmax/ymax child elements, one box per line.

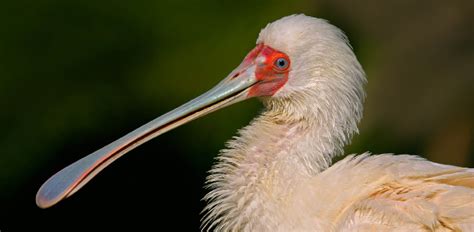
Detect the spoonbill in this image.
<box><xmin>37</xmin><ymin>14</ymin><xmax>474</xmax><ymax>231</ymax></box>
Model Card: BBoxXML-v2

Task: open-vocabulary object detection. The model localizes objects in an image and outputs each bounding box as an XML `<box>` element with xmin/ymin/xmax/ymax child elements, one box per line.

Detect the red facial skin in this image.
<box><xmin>238</xmin><ymin>44</ymin><xmax>290</xmax><ymax>97</ymax></box>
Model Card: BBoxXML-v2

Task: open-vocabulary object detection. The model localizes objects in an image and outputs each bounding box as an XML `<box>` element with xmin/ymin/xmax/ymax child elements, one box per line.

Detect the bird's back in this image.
<box><xmin>303</xmin><ymin>154</ymin><xmax>474</xmax><ymax>231</ymax></box>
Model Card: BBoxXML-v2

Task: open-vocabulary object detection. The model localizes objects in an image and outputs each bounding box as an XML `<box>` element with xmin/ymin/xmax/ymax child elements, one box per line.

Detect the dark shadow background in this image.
<box><xmin>1</xmin><ymin>1</ymin><xmax>472</xmax><ymax>231</ymax></box>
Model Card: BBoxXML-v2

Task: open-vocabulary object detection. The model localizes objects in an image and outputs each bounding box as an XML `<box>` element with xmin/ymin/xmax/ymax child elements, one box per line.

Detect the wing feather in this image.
<box><xmin>331</xmin><ymin>154</ymin><xmax>474</xmax><ymax>231</ymax></box>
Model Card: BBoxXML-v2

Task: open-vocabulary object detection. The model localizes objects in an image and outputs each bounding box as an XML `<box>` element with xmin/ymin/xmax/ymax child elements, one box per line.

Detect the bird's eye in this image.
<box><xmin>274</xmin><ymin>57</ymin><xmax>289</xmax><ymax>71</ymax></box>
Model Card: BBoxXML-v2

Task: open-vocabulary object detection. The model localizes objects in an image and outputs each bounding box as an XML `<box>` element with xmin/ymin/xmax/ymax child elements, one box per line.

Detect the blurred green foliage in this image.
<box><xmin>0</xmin><ymin>0</ymin><xmax>314</xmax><ymax>193</ymax></box>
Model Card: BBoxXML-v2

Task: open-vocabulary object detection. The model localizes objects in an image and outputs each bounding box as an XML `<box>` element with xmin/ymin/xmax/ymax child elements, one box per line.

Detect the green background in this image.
<box><xmin>1</xmin><ymin>0</ymin><xmax>472</xmax><ymax>230</ymax></box>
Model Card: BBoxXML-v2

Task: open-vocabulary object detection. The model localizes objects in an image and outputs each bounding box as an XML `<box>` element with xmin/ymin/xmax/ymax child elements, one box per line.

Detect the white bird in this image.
<box><xmin>37</xmin><ymin>14</ymin><xmax>474</xmax><ymax>231</ymax></box>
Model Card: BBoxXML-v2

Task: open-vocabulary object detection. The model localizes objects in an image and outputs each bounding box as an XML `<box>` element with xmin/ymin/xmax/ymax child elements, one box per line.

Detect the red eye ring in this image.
<box><xmin>273</xmin><ymin>57</ymin><xmax>290</xmax><ymax>71</ymax></box>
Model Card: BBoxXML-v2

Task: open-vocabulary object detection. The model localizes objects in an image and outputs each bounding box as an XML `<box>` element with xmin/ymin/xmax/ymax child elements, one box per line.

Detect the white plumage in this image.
<box><xmin>201</xmin><ymin>15</ymin><xmax>474</xmax><ymax>231</ymax></box>
<box><xmin>36</xmin><ymin>14</ymin><xmax>474</xmax><ymax>231</ymax></box>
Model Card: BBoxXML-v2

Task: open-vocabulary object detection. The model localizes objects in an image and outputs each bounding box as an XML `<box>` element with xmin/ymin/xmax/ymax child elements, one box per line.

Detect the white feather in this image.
<box><xmin>201</xmin><ymin>14</ymin><xmax>474</xmax><ymax>231</ymax></box>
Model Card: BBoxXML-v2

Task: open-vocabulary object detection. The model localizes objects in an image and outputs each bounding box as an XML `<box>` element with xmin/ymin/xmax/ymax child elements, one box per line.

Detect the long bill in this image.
<box><xmin>36</xmin><ymin>64</ymin><xmax>259</xmax><ymax>209</ymax></box>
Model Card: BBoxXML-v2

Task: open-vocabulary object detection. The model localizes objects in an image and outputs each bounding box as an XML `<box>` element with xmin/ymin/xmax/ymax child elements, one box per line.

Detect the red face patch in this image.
<box><xmin>245</xmin><ymin>44</ymin><xmax>290</xmax><ymax>97</ymax></box>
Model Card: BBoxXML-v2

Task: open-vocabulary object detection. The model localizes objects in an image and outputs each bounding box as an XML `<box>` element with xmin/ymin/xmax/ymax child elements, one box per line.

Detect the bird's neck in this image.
<box><xmin>202</xmin><ymin>103</ymin><xmax>351</xmax><ymax>230</ymax></box>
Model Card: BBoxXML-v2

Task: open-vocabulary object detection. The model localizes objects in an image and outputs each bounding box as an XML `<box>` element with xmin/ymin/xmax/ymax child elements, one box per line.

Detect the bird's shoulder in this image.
<box><xmin>317</xmin><ymin>153</ymin><xmax>474</xmax><ymax>231</ymax></box>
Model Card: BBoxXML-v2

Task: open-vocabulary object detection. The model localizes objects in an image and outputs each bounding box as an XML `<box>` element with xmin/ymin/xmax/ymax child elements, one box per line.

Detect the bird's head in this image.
<box><xmin>36</xmin><ymin>14</ymin><xmax>366</xmax><ymax>208</ymax></box>
<box><xmin>240</xmin><ymin>14</ymin><xmax>367</xmax><ymax>123</ymax></box>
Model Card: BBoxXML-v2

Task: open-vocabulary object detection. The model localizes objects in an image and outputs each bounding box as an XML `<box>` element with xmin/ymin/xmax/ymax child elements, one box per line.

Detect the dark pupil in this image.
<box><xmin>278</xmin><ymin>59</ymin><xmax>286</xmax><ymax>67</ymax></box>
